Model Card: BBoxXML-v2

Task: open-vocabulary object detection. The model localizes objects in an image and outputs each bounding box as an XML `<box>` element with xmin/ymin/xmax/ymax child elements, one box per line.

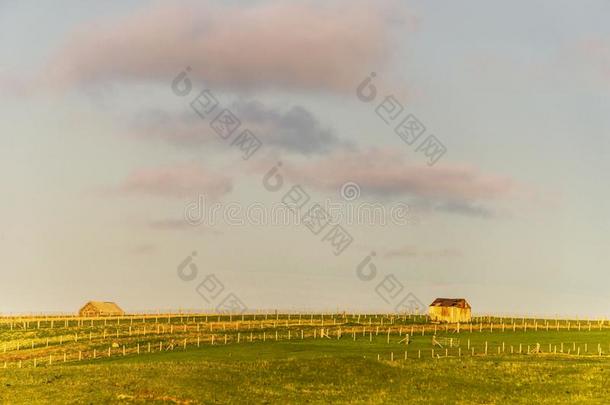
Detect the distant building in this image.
<box><xmin>78</xmin><ymin>301</ymin><xmax>125</xmax><ymax>317</ymax></box>
<box><xmin>429</xmin><ymin>298</ymin><xmax>471</xmax><ymax>323</ymax></box>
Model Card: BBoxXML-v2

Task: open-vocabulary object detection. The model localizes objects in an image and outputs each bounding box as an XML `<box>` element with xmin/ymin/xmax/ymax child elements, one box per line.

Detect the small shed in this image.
<box><xmin>429</xmin><ymin>298</ymin><xmax>471</xmax><ymax>323</ymax></box>
<box><xmin>78</xmin><ymin>301</ymin><xmax>125</xmax><ymax>317</ymax></box>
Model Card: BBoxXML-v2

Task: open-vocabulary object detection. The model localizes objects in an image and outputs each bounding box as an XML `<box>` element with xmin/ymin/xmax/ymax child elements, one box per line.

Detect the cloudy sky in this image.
<box><xmin>1</xmin><ymin>0</ymin><xmax>609</xmax><ymax>316</ymax></box>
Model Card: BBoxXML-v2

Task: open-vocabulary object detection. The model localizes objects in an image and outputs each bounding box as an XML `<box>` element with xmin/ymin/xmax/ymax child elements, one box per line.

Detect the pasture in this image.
<box><xmin>1</xmin><ymin>313</ymin><xmax>609</xmax><ymax>403</ymax></box>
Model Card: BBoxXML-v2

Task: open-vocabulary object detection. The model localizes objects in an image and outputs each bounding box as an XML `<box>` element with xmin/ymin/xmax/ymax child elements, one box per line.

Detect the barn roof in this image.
<box><xmin>81</xmin><ymin>301</ymin><xmax>124</xmax><ymax>313</ymax></box>
<box><xmin>429</xmin><ymin>298</ymin><xmax>470</xmax><ymax>309</ymax></box>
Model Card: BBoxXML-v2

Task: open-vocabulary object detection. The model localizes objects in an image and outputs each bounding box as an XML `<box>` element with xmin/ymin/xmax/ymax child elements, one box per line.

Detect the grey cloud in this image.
<box><xmin>232</xmin><ymin>101</ymin><xmax>353</xmax><ymax>155</ymax></box>
<box><xmin>128</xmin><ymin>101</ymin><xmax>353</xmax><ymax>155</ymax></box>
<box><xmin>433</xmin><ymin>201</ymin><xmax>494</xmax><ymax>218</ymax></box>
<box><xmin>129</xmin><ymin>109</ymin><xmax>209</xmax><ymax>147</ymax></box>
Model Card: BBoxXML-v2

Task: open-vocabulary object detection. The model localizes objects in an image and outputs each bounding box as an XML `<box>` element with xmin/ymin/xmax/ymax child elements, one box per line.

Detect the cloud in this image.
<box><xmin>384</xmin><ymin>245</ymin><xmax>418</xmax><ymax>258</ymax></box>
<box><xmin>231</xmin><ymin>101</ymin><xmax>354</xmax><ymax>155</ymax></box>
<box><xmin>43</xmin><ymin>1</ymin><xmax>410</xmax><ymax>93</ymax></box>
<box><xmin>281</xmin><ymin>148</ymin><xmax>516</xmax><ymax>203</ymax></box>
<box><xmin>128</xmin><ymin>100</ymin><xmax>353</xmax><ymax>155</ymax></box>
<box><xmin>0</xmin><ymin>72</ymin><xmax>31</xmax><ymax>97</ymax></box>
<box><xmin>385</xmin><ymin>245</ymin><xmax>463</xmax><ymax>259</ymax></box>
<box><xmin>573</xmin><ymin>38</ymin><xmax>610</xmax><ymax>80</ymax></box>
<box><xmin>116</xmin><ymin>164</ymin><xmax>232</xmax><ymax>199</ymax></box>
<box><xmin>128</xmin><ymin>109</ymin><xmax>209</xmax><ymax>147</ymax></box>
<box><xmin>432</xmin><ymin>201</ymin><xmax>494</xmax><ymax>218</ymax></box>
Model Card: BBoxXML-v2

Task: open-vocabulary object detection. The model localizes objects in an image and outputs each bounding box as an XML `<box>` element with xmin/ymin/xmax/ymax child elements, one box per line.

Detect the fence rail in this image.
<box><xmin>2</xmin><ymin>326</ymin><xmax>610</xmax><ymax>369</ymax></box>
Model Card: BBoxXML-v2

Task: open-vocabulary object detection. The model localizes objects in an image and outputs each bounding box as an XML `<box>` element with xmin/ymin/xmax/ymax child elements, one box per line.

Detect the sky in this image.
<box><xmin>1</xmin><ymin>0</ymin><xmax>609</xmax><ymax>317</ymax></box>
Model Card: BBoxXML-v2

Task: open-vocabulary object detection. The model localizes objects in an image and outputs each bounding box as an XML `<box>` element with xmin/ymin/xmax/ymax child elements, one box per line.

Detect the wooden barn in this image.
<box><xmin>429</xmin><ymin>298</ymin><xmax>471</xmax><ymax>323</ymax></box>
<box><xmin>78</xmin><ymin>301</ymin><xmax>125</xmax><ymax>317</ymax></box>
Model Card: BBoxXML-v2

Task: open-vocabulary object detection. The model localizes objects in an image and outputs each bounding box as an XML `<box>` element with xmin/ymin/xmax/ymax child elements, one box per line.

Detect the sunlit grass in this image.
<box><xmin>1</xmin><ymin>315</ymin><xmax>609</xmax><ymax>403</ymax></box>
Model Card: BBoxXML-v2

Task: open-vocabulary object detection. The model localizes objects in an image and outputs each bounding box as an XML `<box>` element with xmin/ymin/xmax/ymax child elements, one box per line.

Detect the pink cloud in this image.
<box><xmin>575</xmin><ymin>38</ymin><xmax>610</xmax><ymax>78</ymax></box>
<box><xmin>44</xmin><ymin>1</ymin><xmax>410</xmax><ymax>93</ymax></box>
<box><xmin>384</xmin><ymin>245</ymin><xmax>418</xmax><ymax>258</ymax></box>
<box><xmin>281</xmin><ymin>148</ymin><xmax>516</xmax><ymax>202</ymax></box>
<box><xmin>117</xmin><ymin>164</ymin><xmax>232</xmax><ymax>199</ymax></box>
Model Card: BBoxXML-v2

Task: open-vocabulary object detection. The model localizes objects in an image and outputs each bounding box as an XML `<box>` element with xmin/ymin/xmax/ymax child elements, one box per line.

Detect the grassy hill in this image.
<box><xmin>1</xmin><ymin>313</ymin><xmax>609</xmax><ymax>403</ymax></box>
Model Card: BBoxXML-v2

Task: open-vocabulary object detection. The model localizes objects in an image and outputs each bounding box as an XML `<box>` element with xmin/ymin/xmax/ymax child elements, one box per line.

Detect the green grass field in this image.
<box><xmin>1</xmin><ymin>314</ymin><xmax>609</xmax><ymax>404</ymax></box>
